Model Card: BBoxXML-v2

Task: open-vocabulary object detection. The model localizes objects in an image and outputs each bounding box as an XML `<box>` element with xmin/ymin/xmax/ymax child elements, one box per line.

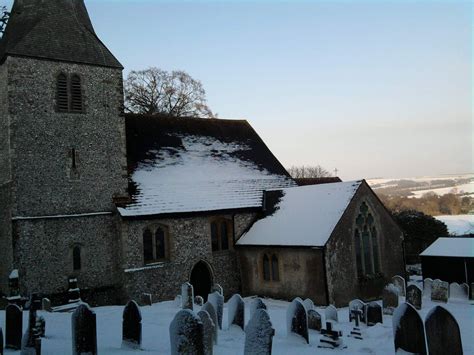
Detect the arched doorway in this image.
<box><xmin>190</xmin><ymin>261</ymin><xmax>213</xmax><ymax>302</ymax></box>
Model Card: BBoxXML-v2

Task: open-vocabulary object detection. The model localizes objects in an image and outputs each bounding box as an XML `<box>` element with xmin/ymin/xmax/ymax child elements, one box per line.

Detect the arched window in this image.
<box><xmin>263</xmin><ymin>254</ymin><xmax>270</xmax><ymax>281</ymax></box>
<box><xmin>55</xmin><ymin>73</ymin><xmax>84</xmax><ymax>113</ymax></box>
<box><xmin>57</xmin><ymin>73</ymin><xmax>69</xmax><ymax>112</ymax></box>
<box><xmin>209</xmin><ymin>218</ymin><xmax>232</xmax><ymax>252</ymax></box>
<box><xmin>354</xmin><ymin>202</ymin><xmax>380</xmax><ymax>277</ymax></box>
<box><xmin>220</xmin><ymin>221</ymin><xmax>229</xmax><ymax>250</ymax></box>
<box><xmin>143</xmin><ymin>225</ymin><xmax>169</xmax><ymax>264</ymax></box>
<box><xmin>155</xmin><ymin>226</ymin><xmax>166</xmax><ymax>259</ymax></box>
<box><xmin>143</xmin><ymin>229</ymin><xmax>153</xmax><ymax>263</ymax></box>
<box><xmin>70</xmin><ymin>75</ymin><xmax>83</xmax><ymax>112</ymax></box>
<box><xmin>271</xmin><ymin>255</ymin><xmax>279</xmax><ymax>281</ymax></box>
<box><xmin>211</xmin><ymin>222</ymin><xmax>219</xmax><ymax>252</ymax></box>
<box><xmin>73</xmin><ymin>246</ymin><xmax>81</xmax><ymax>271</ymax></box>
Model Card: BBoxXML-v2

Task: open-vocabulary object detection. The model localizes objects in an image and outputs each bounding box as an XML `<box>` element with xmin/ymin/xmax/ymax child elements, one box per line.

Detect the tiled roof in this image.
<box><xmin>0</xmin><ymin>0</ymin><xmax>122</xmax><ymax>68</ymax></box>
<box><xmin>295</xmin><ymin>177</ymin><xmax>342</xmax><ymax>186</ymax></box>
<box><xmin>119</xmin><ymin>114</ymin><xmax>296</xmax><ymax>217</ymax></box>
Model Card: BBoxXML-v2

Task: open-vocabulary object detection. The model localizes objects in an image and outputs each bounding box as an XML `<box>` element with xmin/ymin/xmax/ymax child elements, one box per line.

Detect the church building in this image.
<box><xmin>0</xmin><ymin>0</ymin><xmax>404</xmax><ymax>306</ymax></box>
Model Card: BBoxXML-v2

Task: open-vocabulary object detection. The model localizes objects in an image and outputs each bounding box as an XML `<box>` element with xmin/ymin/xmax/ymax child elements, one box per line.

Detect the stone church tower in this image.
<box><xmin>0</xmin><ymin>0</ymin><xmax>128</xmax><ymax>300</ymax></box>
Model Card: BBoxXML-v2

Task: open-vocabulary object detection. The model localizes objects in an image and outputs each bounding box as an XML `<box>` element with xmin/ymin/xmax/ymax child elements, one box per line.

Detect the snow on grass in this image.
<box><xmin>435</xmin><ymin>215</ymin><xmax>474</xmax><ymax>236</ymax></box>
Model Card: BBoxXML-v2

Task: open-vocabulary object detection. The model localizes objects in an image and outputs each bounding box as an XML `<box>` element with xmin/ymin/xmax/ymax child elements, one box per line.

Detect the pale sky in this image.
<box><xmin>4</xmin><ymin>0</ymin><xmax>472</xmax><ymax>180</ymax></box>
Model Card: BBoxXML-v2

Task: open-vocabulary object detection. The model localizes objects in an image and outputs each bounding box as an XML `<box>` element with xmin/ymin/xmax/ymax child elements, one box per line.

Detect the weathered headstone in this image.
<box><xmin>68</xmin><ymin>278</ymin><xmax>81</xmax><ymax>303</ymax></box>
<box><xmin>227</xmin><ymin>294</ymin><xmax>244</xmax><ymax>330</ymax></box>
<box><xmin>319</xmin><ymin>321</ymin><xmax>345</xmax><ymax>349</ymax></box>
<box><xmin>181</xmin><ymin>282</ymin><xmax>194</xmax><ymax>311</ymax></box>
<box><xmin>450</xmin><ymin>282</ymin><xmax>467</xmax><ymax>300</ymax></box>
<box><xmin>5</xmin><ymin>304</ymin><xmax>22</xmax><ymax>350</ymax></box>
<box><xmin>461</xmin><ymin>283</ymin><xmax>469</xmax><ymax>299</ymax></box>
<box><xmin>198</xmin><ymin>310</ymin><xmax>215</xmax><ymax>355</ymax></box>
<box><xmin>141</xmin><ymin>293</ymin><xmax>152</xmax><ymax>306</ymax></box>
<box><xmin>41</xmin><ymin>298</ymin><xmax>52</xmax><ymax>312</ymax></box>
<box><xmin>169</xmin><ymin>309</ymin><xmax>204</xmax><ymax>355</ymax></box>
<box><xmin>244</xmin><ymin>309</ymin><xmax>274</xmax><ymax>355</ymax></box>
<box><xmin>423</xmin><ymin>278</ymin><xmax>433</xmax><ymax>298</ymax></box>
<box><xmin>72</xmin><ymin>304</ymin><xmax>97</xmax><ymax>355</ymax></box>
<box><xmin>8</xmin><ymin>270</ymin><xmax>20</xmax><ymax>301</ymax></box>
<box><xmin>382</xmin><ymin>284</ymin><xmax>399</xmax><ymax>315</ymax></box>
<box><xmin>307</xmin><ymin>309</ymin><xmax>322</xmax><ymax>331</ymax></box>
<box><xmin>325</xmin><ymin>304</ymin><xmax>338</xmax><ymax>322</ymax></box>
<box><xmin>211</xmin><ymin>284</ymin><xmax>223</xmax><ymax>296</ymax></box>
<box><xmin>391</xmin><ymin>275</ymin><xmax>406</xmax><ymax>297</ymax></box>
<box><xmin>406</xmin><ymin>284</ymin><xmax>422</xmax><ymax>310</ymax></box>
<box><xmin>201</xmin><ymin>302</ymin><xmax>218</xmax><ymax>345</ymax></box>
<box><xmin>348</xmin><ymin>299</ymin><xmax>365</xmax><ymax>323</ymax></box>
<box><xmin>122</xmin><ymin>300</ymin><xmax>142</xmax><ymax>349</ymax></box>
<box><xmin>425</xmin><ymin>305</ymin><xmax>463</xmax><ymax>355</ymax></box>
<box><xmin>303</xmin><ymin>298</ymin><xmax>314</xmax><ymax>311</ymax></box>
<box><xmin>431</xmin><ymin>279</ymin><xmax>449</xmax><ymax>303</ymax></box>
<box><xmin>392</xmin><ymin>303</ymin><xmax>426</xmax><ymax>355</ymax></box>
<box><xmin>366</xmin><ymin>302</ymin><xmax>383</xmax><ymax>326</ymax></box>
<box><xmin>207</xmin><ymin>291</ymin><xmax>223</xmax><ymax>330</ymax></box>
<box><xmin>286</xmin><ymin>298</ymin><xmax>308</xmax><ymax>343</ymax></box>
<box><xmin>194</xmin><ymin>296</ymin><xmax>204</xmax><ymax>306</ymax></box>
<box><xmin>249</xmin><ymin>298</ymin><xmax>267</xmax><ymax>320</ymax></box>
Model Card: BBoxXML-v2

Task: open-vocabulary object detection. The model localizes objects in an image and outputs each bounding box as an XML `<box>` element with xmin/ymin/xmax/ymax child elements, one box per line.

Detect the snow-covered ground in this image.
<box><xmin>1</xmin><ymin>285</ymin><xmax>473</xmax><ymax>354</ymax></box>
<box><xmin>435</xmin><ymin>214</ymin><xmax>474</xmax><ymax>235</ymax></box>
<box><xmin>411</xmin><ymin>182</ymin><xmax>474</xmax><ymax>198</ymax></box>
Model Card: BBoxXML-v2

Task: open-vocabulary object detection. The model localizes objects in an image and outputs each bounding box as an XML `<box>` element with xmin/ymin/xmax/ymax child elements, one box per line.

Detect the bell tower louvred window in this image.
<box><xmin>57</xmin><ymin>73</ymin><xmax>69</xmax><ymax>112</ymax></box>
<box><xmin>70</xmin><ymin>75</ymin><xmax>83</xmax><ymax>112</ymax></box>
<box><xmin>56</xmin><ymin>73</ymin><xmax>84</xmax><ymax>113</ymax></box>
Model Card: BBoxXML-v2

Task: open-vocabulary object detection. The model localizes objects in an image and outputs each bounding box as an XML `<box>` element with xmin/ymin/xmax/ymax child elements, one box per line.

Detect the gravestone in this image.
<box><xmin>319</xmin><ymin>321</ymin><xmax>345</xmax><ymax>349</ymax></box>
<box><xmin>325</xmin><ymin>305</ymin><xmax>338</xmax><ymax>322</ymax></box>
<box><xmin>29</xmin><ymin>293</ymin><xmax>42</xmax><ymax>312</ymax></box>
<box><xmin>122</xmin><ymin>300</ymin><xmax>142</xmax><ymax>349</ymax></box>
<box><xmin>141</xmin><ymin>293</ymin><xmax>152</xmax><ymax>306</ymax></box>
<box><xmin>21</xmin><ymin>307</ymin><xmax>39</xmax><ymax>355</ymax></box>
<box><xmin>307</xmin><ymin>309</ymin><xmax>322</xmax><ymax>331</ymax></box>
<box><xmin>286</xmin><ymin>298</ymin><xmax>308</xmax><ymax>343</ymax></box>
<box><xmin>431</xmin><ymin>279</ymin><xmax>449</xmax><ymax>303</ymax></box>
<box><xmin>348</xmin><ymin>299</ymin><xmax>365</xmax><ymax>323</ymax></box>
<box><xmin>207</xmin><ymin>292</ymin><xmax>223</xmax><ymax>330</ymax></box>
<box><xmin>68</xmin><ymin>278</ymin><xmax>81</xmax><ymax>303</ymax></box>
<box><xmin>198</xmin><ymin>310</ymin><xmax>215</xmax><ymax>355</ymax></box>
<box><xmin>194</xmin><ymin>296</ymin><xmax>204</xmax><ymax>306</ymax></box>
<box><xmin>181</xmin><ymin>282</ymin><xmax>194</xmax><ymax>311</ymax></box>
<box><xmin>392</xmin><ymin>303</ymin><xmax>426</xmax><ymax>355</ymax></box>
<box><xmin>425</xmin><ymin>305</ymin><xmax>463</xmax><ymax>355</ymax></box>
<box><xmin>450</xmin><ymin>282</ymin><xmax>467</xmax><ymax>300</ymax></box>
<box><xmin>348</xmin><ymin>309</ymin><xmax>363</xmax><ymax>340</ymax></box>
<box><xmin>0</xmin><ymin>327</ymin><xmax>3</xmax><ymax>355</ymax></box>
<box><xmin>423</xmin><ymin>278</ymin><xmax>433</xmax><ymax>298</ymax></box>
<box><xmin>461</xmin><ymin>283</ymin><xmax>469</xmax><ymax>298</ymax></box>
<box><xmin>406</xmin><ymin>284</ymin><xmax>422</xmax><ymax>310</ymax></box>
<box><xmin>382</xmin><ymin>284</ymin><xmax>399</xmax><ymax>315</ymax></box>
<box><xmin>72</xmin><ymin>304</ymin><xmax>97</xmax><ymax>355</ymax></box>
<box><xmin>36</xmin><ymin>316</ymin><xmax>45</xmax><ymax>337</ymax></box>
<box><xmin>366</xmin><ymin>302</ymin><xmax>383</xmax><ymax>326</ymax></box>
<box><xmin>471</xmin><ymin>283</ymin><xmax>474</xmax><ymax>300</ymax></box>
<box><xmin>174</xmin><ymin>295</ymin><xmax>182</xmax><ymax>307</ymax></box>
<box><xmin>201</xmin><ymin>302</ymin><xmax>218</xmax><ymax>345</ymax></box>
<box><xmin>8</xmin><ymin>270</ymin><xmax>20</xmax><ymax>301</ymax></box>
<box><xmin>303</xmin><ymin>298</ymin><xmax>314</xmax><ymax>311</ymax></box>
<box><xmin>169</xmin><ymin>309</ymin><xmax>204</xmax><ymax>355</ymax></box>
<box><xmin>227</xmin><ymin>294</ymin><xmax>245</xmax><ymax>330</ymax></box>
<box><xmin>244</xmin><ymin>309</ymin><xmax>274</xmax><ymax>355</ymax></box>
<box><xmin>249</xmin><ymin>298</ymin><xmax>267</xmax><ymax>320</ymax></box>
<box><xmin>211</xmin><ymin>284</ymin><xmax>223</xmax><ymax>296</ymax></box>
<box><xmin>42</xmin><ymin>298</ymin><xmax>52</xmax><ymax>312</ymax></box>
<box><xmin>5</xmin><ymin>304</ymin><xmax>22</xmax><ymax>350</ymax></box>
<box><xmin>391</xmin><ymin>275</ymin><xmax>406</xmax><ymax>297</ymax></box>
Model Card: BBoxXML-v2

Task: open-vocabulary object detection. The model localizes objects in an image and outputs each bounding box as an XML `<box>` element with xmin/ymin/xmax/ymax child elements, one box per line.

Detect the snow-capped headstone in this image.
<box><xmin>174</xmin><ymin>295</ymin><xmax>182</xmax><ymax>307</ymax></box>
<box><xmin>307</xmin><ymin>309</ymin><xmax>322</xmax><ymax>331</ymax></box>
<box><xmin>382</xmin><ymin>284</ymin><xmax>399</xmax><ymax>315</ymax></box>
<box><xmin>391</xmin><ymin>275</ymin><xmax>406</xmax><ymax>297</ymax></box>
<box><xmin>201</xmin><ymin>302</ymin><xmax>218</xmax><ymax>344</ymax></box>
<box><xmin>425</xmin><ymin>305</ymin><xmax>462</xmax><ymax>355</ymax></box>
<box><xmin>8</xmin><ymin>270</ymin><xmax>20</xmax><ymax>300</ymax></box>
<box><xmin>207</xmin><ymin>291</ymin><xmax>223</xmax><ymax>330</ymax></box>
<box><xmin>449</xmin><ymin>282</ymin><xmax>467</xmax><ymax>300</ymax></box>
<box><xmin>244</xmin><ymin>309</ymin><xmax>274</xmax><ymax>355</ymax></box>
<box><xmin>72</xmin><ymin>304</ymin><xmax>97</xmax><ymax>355</ymax></box>
<box><xmin>141</xmin><ymin>293</ymin><xmax>152</xmax><ymax>306</ymax></box>
<box><xmin>249</xmin><ymin>298</ymin><xmax>267</xmax><ymax>320</ymax></box>
<box><xmin>406</xmin><ymin>284</ymin><xmax>422</xmax><ymax>310</ymax></box>
<box><xmin>169</xmin><ymin>309</ymin><xmax>204</xmax><ymax>355</ymax></box>
<box><xmin>286</xmin><ymin>298</ymin><xmax>308</xmax><ymax>343</ymax></box>
<box><xmin>348</xmin><ymin>299</ymin><xmax>365</xmax><ymax>323</ymax></box>
<box><xmin>431</xmin><ymin>279</ymin><xmax>449</xmax><ymax>303</ymax></box>
<box><xmin>325</xmin><ymin>304</ymin><xmax>338</xmax><ymax>322</ymax></box>
<box><xmin>303</xmin><ymin>298</ymin><xmax>314</xmax><ymax>311</ymax></box>
<box><xmin>181</xmin><ymin>282</ymin><xmax>194</xmax><ymax>311</ymax></box>
<box><xmin>194</xmin><ymin>296</ymin><xmax>204</xmax><ymax>306</ymax></box>
<box><xmin>68</xmin><ymin>278</ymin><xmax>81</xmax><ymax>303</ymax></box>
<box><xmin>122</xmin><ymin>300</ymin><xmax>142</xmax><ymax>349</ymax></box>
<box><xmin>227</xmin><ymin>294</ymin><xmax>244</xmax><ymax>330</ymax></box>
<box><xmin>366</xmin><ymin>302</ymin><xmax>383</xmax><ymax>326</ymax></box>
<box><xmin>423</xmin><ymin>278</ymin><xmax>433</xmax><ymax>298</ymax></box>
<box><xmin>211</xmin><ymin>284</ymin><xmax>223</xmax><ymax>296</ymax></box>
<box><xmin>5</xmin><ymin>304</ymin><xmax>22</xmax><ymax>350</ymax></box>
<box><xmin>392</xmin><ymin>303</ymin><xmax>426</xmax><ymax>355</ymax></box>
<box><xmin>42</xmin><ymin>298</ymin><xmax>52</xmax><ymax>312</ymax></box>
<box><xmin>197</xmin><ymin>310</ymin><xmax>215</xmax><ymax>355</ymax></box>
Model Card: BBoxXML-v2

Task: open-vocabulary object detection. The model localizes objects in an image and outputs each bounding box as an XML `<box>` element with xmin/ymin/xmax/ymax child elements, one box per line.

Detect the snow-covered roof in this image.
<box><xmin>420</xmin><ymin>237</ymin><xmax>474</xmax><ymax>258</ymax></box>
<box><xmin>118</xmin><ymin>115</ymin><xmax>295</xmax><ymax>217</ymax></box>
<box><xmin>237</xmin><ymin>180</ymin><xmax>362</xmax><ymax>247</ymax></box>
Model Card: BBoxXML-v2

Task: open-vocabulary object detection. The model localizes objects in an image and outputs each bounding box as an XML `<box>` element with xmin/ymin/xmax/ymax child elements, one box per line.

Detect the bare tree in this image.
<box><xmin>124</xmin><ymin>67</ymin><xmax>215</xmax><ymax>118</ymax></box>
<box><xmin>287</xmin><ymin>165</ymin><xmax>332</xmax><ymax>179</ymax></box>
<box><xmin>0</xmin><ymin>5</ymin><xmax>9</xmax><ymax>36</ymax></box>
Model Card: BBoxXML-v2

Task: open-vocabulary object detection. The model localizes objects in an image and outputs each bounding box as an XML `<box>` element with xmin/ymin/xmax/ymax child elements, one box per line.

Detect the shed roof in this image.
<box><xmin>420</xmin><ymin>237</ymin><xmax>474</xmax><ymax>258</ymax></box>
<box><xmin>236</xmin><ymin>180</ymin><xmax>362</xmax><ymax>247</ymax></box>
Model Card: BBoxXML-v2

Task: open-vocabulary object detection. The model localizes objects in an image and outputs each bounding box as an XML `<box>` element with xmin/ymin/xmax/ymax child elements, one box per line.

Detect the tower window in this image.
<box><xmin>70</xmin><ymin>75</ymin><xmax>83</xmax><ymax>112</ymax></box>
<box><xmin>262</xmin><ymin>253</ymin><xmax>280</xmax><ymax>282</ymax></box>
<box><xmin>57</xmin><ymin>73</ymin><xmax>69</xmax><ymax>112</ymax></box>
<box><xmin>56</xmin><ymin>73</ymin><xmax>84</xmax><ymax>113</ymax></box>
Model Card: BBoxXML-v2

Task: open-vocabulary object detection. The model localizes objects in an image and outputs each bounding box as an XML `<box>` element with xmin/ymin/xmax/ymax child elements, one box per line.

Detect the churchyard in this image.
<box><xmin>0</xmin><ymin>276</ymin><xmax>472</xmax><ymax>354</ymax></box>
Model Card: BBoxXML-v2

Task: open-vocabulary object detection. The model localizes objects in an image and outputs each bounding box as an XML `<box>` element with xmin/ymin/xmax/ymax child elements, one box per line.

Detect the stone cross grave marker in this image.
<box><xmin>307</xmin><ymin>309</ymin><xmax>322</xmax><ymax>331</ymax></box>
<box><xmin>318</xmin><ymin>321</ymin><xmax>346</xmax><ymax>349</ymax></box>
<box><xmin>5</xmin><ymin>304</ymin><xmax>22</xmax><ymax>350</ymax></box>
<box><xmin>181</xmin><ymin>282</ymin><xmax>194</xmax><ymax>311</ymax></box>
<box><xmin>382</xmin><ymin>284</ymin><xmax>399</xmax><ymax>315</ymax></box>
<box><xmin>423</xmin><ymin>278</ymin><xmax>433</xmax><ymax>298</ymax></box>
<box><xmin>449</xmin><ymin>282</ymin><xmax>467</xmax><ymax>300</ymax></box>
<box><xmin>286</xmin><ymin>298</ymin><xmax>308</xmax><ymax>344</ymax></box>
<box><xmin>325</xmin><ymin>304</ymin><xmax>338</xmax><ymax>322</ymax></box>
<box><xmin>244</xmin><ymin>309</ymin><xmax>275</xmax><ymax>355</ymax></box>
<box><xmin>391</xmin><ymin>275</ymin><xmax>406</xmax><ymax>297</ymax></box>
<box><xmin>36</xmin><ymin>315</ymin><xmax>45</xmax><ymax>338</ymax></box>
<box><xmin>194</xmin><ymin>296</ymin><xmax>204</xmax><ymax>306</ymax></box>
<box><xmin>425</xmin><ymin>305</ymin><xmax>463</xmax><ymax>355</ymax></box>
<box><xmin>208</xmin><ymin>291</ymin><xmax>224</xmax><ymax>330</ymax></box>
<box><xmin>122</xmin><ymin>300</ymin><xmax>142</xmax><ymax>349</ymax></box>
<box><xmin>431</xmin><ymin>279</ymin><xmax>449</xmax><ymax>303</ymax></box>
<box><xmin>348</xmin><ymin>299</ymin><xmax>365</xmax><ymax>323</ymax></box>
<box><xmin>249</xmin><ymin>298</ymin><xmax>267</xmax><ymax>320</ymax></box>
<box><xmin>366</xmin><ymin>302</ymin><xmax>383</xmax><ymax>326</ymax></box>
<box><xmin>72</xmin><ymin>304</ymin><xmax>97</xmax><ymax>355</ymax></box>
<box><xmin>227</xmin><ymin>294</ymin><xmax>245</xmax><ymax>330</ymax></box>
<box><xmin>202</xmin><ymin>302</ymin><xmax>218</xmax><ymax>345</ymax></box>
<box><xmin>392</xmin><ymin>303</ymin><xmax>426</xmax><ymax>355</ymax></box>
<box><xmin>406</xmin><ymin>284</ymin><xmax>422</xmax><ymax>310</ymax></box>
<box><xmin>169</xmin><ymin>309</ymin><xmax>204</xmax><ymax>355</ymax></box>
<box><xmin>348</xmin><ymin>309</ymin><xmax>363</xmax><ymax>340</ymax></box>
<box><xmin>303</xmin><ymin>298</ymin><xmax>314</xmax><ymax>311</ymax></box>
<box><xmin>68</xmin><ymin>278</ymin><xmax>81</xmax><ymax>303</ymax></box>
<box><xmin>198</xmin><ymin>310</ymin><xmax>215</xmax><ymax>355</ymax></box>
